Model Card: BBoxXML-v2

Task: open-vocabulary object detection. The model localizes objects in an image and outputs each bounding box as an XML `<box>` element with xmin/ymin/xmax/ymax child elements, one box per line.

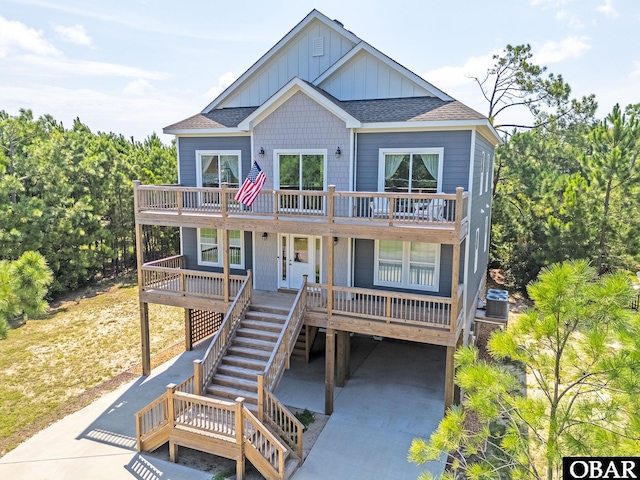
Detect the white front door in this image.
<box><xmin>279</xmin><ymin>234</ymin><xmax>320</xmax><ymax>289</ymax></box>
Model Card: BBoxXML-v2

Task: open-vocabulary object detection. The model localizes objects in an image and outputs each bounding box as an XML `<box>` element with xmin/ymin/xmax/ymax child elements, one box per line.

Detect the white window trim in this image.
<box><xmin>484</xmin><ymin>216</ymin><xmax>489</xmax><ymax>252</ymax></box>
<box><xmin>474</xmin><ymin>228</ymin><xmax>480</xmax><ymax>273</ymax></box>
<box><xmin>373</xmin><ymin>240</ymin><xmax>440</xmax><ymax>292</ymax></box>
<box><xmin>377</xmin><ymin>147</ymin><xmax>445</xmax><ymax>193</ymax></box>
<box><xmin>197</xmin><ymin>229</ymin><xmax>245</xmax><ymax>269</ymax></box>
<box><xmin>479</xmin><ymin>152</ymin><xmax>485</xmax><ymax>197</ymax></box>
<box><xmin>273</xmin><ymin>149</ymin><xmax>328</xmax><ymax>190</ymax></box>
<box><xmin>195</xmin><ymin>150</ymin><xmax>242</xmax><ymax>188</ymax></box>
<box><xmin>485</xmin><ymin>153</ymin><xmax>491</xmax><ymax>193</ymax></box>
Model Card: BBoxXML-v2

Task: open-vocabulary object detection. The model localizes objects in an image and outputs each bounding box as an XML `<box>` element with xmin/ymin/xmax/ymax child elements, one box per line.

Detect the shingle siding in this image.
<box><xmin>355</xmin><ymin>131</ymin><xmax>472</xmax><ymax>192</ymax></box>
<box><xmin>178</xmin><ymin>137</ymin><xmax>252</xmax><ymax>187</ymax></box>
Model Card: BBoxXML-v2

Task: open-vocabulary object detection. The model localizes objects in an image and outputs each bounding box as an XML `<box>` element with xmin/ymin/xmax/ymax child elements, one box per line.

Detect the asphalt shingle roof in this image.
<box><xmin>163</xmin><ymin>95</ymin><xmax>487</xmax><ymax>132</ymax></box>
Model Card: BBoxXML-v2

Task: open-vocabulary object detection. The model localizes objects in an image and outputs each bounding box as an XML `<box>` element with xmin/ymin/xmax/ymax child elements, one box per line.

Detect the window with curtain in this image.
<box><xmin>197</xmin><ymin>151</ymin><xmax>241</xmax><ymax>188</ymax></box>
<box><xmin>380</xmin><ymin>149</ymin><xmax>442</xmax><ymax>193</ymax></box>
<box><xmin>198</xmin><ymin>229</ymin><xmax>244</xmax><ymax>268</ymax></box>
<box><xmin>375</xmin><ymin>240</ymin><xmax>439</xmax><ymax>290</ymax></box>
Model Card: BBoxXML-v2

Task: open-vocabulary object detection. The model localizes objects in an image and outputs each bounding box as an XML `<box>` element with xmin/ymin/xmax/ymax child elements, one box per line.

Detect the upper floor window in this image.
<box><xmin>275</xmin><ymin>151</ymin><xmax>326</xmax><ymax>191</ymax></box>
<box><xmin>196</xmin><ymin>150</ymin><xmax>241</xmax><ymax>188</ymax></box>
<box><xmin>378</xmin><ymin>148</ymin><xmax>444</xmax><ymax>194</ymax></box>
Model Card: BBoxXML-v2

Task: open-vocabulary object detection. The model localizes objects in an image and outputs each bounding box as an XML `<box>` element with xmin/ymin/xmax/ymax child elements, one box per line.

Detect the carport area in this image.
<box><xmin>276</xmin><ymin>333</ymin><xmax>446</xmax><ymax>480</ymax></box>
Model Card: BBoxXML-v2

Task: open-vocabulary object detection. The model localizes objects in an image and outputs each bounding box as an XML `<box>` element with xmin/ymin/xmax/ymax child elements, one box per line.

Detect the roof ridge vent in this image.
<box><xmin>333</xmin><ymin>19</ymin><xmax>344</xmax><ymax>27</ymax></box>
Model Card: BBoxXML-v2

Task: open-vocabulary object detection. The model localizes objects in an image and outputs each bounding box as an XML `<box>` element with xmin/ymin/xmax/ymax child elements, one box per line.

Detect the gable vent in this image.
<box><xmin>312</xmin><ymin>36</ymin><xmax>324</xmax><ymax>57</ymax></box>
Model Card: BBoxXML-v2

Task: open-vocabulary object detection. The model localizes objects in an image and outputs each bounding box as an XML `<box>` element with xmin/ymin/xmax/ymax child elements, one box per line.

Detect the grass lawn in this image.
<box><xmin>0</xmin><ymin>275</ymin><xmax>185</xmax><ymax>455</ymax></box>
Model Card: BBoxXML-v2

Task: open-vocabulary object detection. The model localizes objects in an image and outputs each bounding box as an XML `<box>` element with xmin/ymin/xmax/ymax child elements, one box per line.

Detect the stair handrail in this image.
<box><xmin>194</xmin><ymin>270</ymin><xmax>252</xmax><ymax>394</ymax></box>
<box><xmin>261</xmin><ymin>388</ymin><xmax>304</xmax><ymax>459</ymax></box>
<box><xmin>260</xmin><ymin>275</ymin><xmax>308</xmax><ymax>392</ymax></box>
<box><xmin>135</xmin><ymin>392</ymin><xmax>169</xmax><ymax>452</ymax></box>
<box><xmin>243</xmin><ymin>404</ymin><xmax>289</xmax><ymax>479</ymax></box>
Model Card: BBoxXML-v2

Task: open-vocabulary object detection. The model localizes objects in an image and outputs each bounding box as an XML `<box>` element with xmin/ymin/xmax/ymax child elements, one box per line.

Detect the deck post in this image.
<box><xmin>235</xmin><ymin>397</ymin><xmax>245</xmax><ymax>480</ymax></box>
<box><xmin>184</xmin><ymin>308</ymin><xmax>193</xmax><ymax>351</ymax></box>
<box><xmin>257</xmin><ymin>374</ymin><xmax>264</xmax><ymax>421</ymax></box>
<box><xmin>223</xmin><ymin>229</ymin><xmax>230</xmax><ymax>303</ymax></box>
<box><xmin>139</xmin><ymin>302</ymin><xmax>151</xmax><ymax>376</ymax></box>
<box><xmin>193</xmin><ymin>359</ymin><xmax>203</xmax><ymax>396</ymax></box>
<box><xmin>327</xmin><ymin>235</ymin><xmax>334</xmax><ymax>315</ymax></box>
<box><xmin>327</xmin><ymin>185</ymin><xmax>335</xmax><ymax>223</ymax></box>
<box><xmin>444</xmin><ymin>345</ymin><xmax>456</xmax><ymax>411</ymax></box>
<box><xmin>450</xmin><ymin>241</ymin><xmax>461</xmax><ymax>333</ymax></box>
<box><xmin>325</xmin><ymin>328</ymin><xmax>335</xmax><ymax>415</ymax></box>
<box><xmin>167</xmin><ymin>383</ymin><xmax>178</xmax><ymax>462</ymax></box>
<box><xmin>455</xmin><ymin>187</ymin><xmax>464</xmax><ymax>229</ymax></box>
<box><xmin>336</xmin><ymin>330</ymin><xmax>350</xmax><ymax>387</ymax></box>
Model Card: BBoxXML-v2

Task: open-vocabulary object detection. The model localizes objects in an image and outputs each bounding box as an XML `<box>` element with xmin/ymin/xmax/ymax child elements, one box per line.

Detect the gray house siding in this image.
<box><xmin>465</xmin><ymin>132</ymin><xmax>496</xmax><ymax>320</ymax></box>
<box><xmin>182</xmin><ymin>228</ymin><xmax>253</xmax><ymax>275</ymax></box>
<box><xmin>354</xmin><ymin>131</ymin><xmax>472</xmax><ymax>193</ymax></box>
<box><xmin>253</xmin><ymin>91</ymin><xmax>351</xmax><ymax>192</ymax></box>
<box><xmin>353</xmin><ymin>239</ymin><xmax>453</xmax><ymax>297</ymax></box>
<box><xmin>178</xmin><ymin>136</ymin><xmax>252</xmax><ymax>187</ymax></box>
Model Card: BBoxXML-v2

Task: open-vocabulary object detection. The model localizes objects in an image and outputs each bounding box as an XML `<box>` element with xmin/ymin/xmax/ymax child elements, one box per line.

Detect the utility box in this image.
<box><xmin>486</xmin><ymin>288</ymin><xmax>509</xmax><ymax>319</ymax></box>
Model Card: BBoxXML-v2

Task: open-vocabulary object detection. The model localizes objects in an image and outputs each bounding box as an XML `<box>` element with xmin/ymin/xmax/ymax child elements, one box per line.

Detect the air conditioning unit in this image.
<box><xmin>486</xmin><ymin>289</ymin><xmax>509</xmax><ymax>319</ymax></box>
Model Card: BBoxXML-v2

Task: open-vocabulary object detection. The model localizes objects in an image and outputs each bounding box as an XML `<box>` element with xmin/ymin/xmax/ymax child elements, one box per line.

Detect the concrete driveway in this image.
<box><xmin>0</xmin><ymin>334</ymin><xmax>446</xmax><ymax>479</ymax></box>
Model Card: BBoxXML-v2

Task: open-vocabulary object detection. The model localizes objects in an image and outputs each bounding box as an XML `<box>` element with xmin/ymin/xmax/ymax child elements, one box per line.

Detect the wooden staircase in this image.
<box><xmin>292</xmin><ymin>325</ymin><xmax>320</xmax><ymax>363</ymax></box>
<box><xmin>206</xmin><ymin>306</ymin><xmax>289</xmax><ymax>410</ymax></box>
<box><xmin>135</xmin><ymin>273</ymin><xmax>308</xmax><ymax>480</ymax></box>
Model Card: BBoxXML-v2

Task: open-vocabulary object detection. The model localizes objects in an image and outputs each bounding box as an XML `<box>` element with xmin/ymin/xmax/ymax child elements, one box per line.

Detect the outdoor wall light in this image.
<box><xmin>259</xmin><ymin>147</ymin><xmax>265</xmax><ymax>157</ymax></box>
<box><xmin>262</xmin><ymin>232</ymin><xmax>268</xmax><ymax>240</ymax></box>
<box><xmin>335</xmin><ymin>147</ymin><xmax>341</xmax><ymax>157</ymax></box>
<box><xmin>333</xmin><ymin>236</ymin><xmax>338</xmax><ymax>244</ymax></box>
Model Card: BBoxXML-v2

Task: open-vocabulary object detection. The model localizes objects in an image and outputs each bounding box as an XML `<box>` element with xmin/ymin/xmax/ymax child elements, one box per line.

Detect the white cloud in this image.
<box><xmin>15</xmin><ymin>54</ymin><xmax>169</xmax><ymax>80</ymax></box>
<box><xmin>556</xmin><ymin>9</ymin><xmax>585</xmax><ymax>28</ymax></box>
<box><xmin>597</xmin><ymin>0</ymin><xmax>619</xmax><ymax>19</ymax></box>
<box><xmin>631</xmin><ymin>61</ymin><xmax>640</xmax><ymax>78</ymax></box>
<box><xmin>532</xmin><ymin>36</ymin><xmax>591</xmax><ymax>64</ymax></box>
<box><xmin>205</xmin><ymin>71</ymin><xmax>237</xmax><ymax>99</ymax></box>
<box><xmin>123</xmin><ymin>78</ymin><xmax>153</xmax><ymax>95</ymax></box>
<box><xmin>422</xmin><ymin>53</ymin><xmax>497</xmax><ymax>89</ymax></box>
<box><xmin>530</xmin><ymin>0</ymin><xmax>572</xmax><ymax>8</ymax></box>
<box><xmin>0</xmin><ymin>15</ymin><xmax>60</xmax><ymax>58</ymax></box>
<box><xmin>54</xmin><ymin>24</ymin><xmax>92</xmax><ymax>46</ymax></box>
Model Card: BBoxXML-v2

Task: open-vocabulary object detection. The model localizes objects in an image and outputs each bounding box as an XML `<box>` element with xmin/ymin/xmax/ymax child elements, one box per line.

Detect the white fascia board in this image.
<box><xmin>202</xmin><ymin>9</ymin><xmax>360</xmax><ymax>113</ymax></box>
<box><xmin>357</xmin><ymin>119</ymin><xmax>502</xmax><ymax>144</ymax></box>
<box><xmin>237</xmin><ymin>78</ymin><xmax>361</xmax><ymax>130</ymax></box>
<box><xmin>163</xmin><ymin>129</ymin><xmax>250</xmax><ymax>137</ymax></box>
<box><xmin>313</xmin><ymin>42</ymin><xmax>453</xmax><ymax>102</ymax></box>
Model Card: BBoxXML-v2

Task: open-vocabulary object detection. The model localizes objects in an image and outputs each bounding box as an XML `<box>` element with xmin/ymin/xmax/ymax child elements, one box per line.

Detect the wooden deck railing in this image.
<box><xmin>135</xmin><ymin>183</ymin><xmax>468</xmax><ymax>228</ymax></box>
<box><xmin>140</xmin><ymin>256</ymin><xmax>245</xmax><ymax>300</ymax></box>
<box><xmin>135</xmin><ymin>392</ymin><xmax>169</xmax><ymax>452</ymax></box>
<box><xmin>306</xmin><ymin>283</ymin><xmax>453</xmax><ymax>329</ymax></box>
<box><xmin>261</xmin><ymin>389</ymin><xmax>304</xmax><ymax>459</ymax></box>
<box><xmin>193</xmin><ymin>271</ymin><xmax>252</xmax><ymax>394</ymax></box>
<box><xmin>243</xmin><ymin>405</ymin><xmax>289</xmax><ymax>479</ymax></box>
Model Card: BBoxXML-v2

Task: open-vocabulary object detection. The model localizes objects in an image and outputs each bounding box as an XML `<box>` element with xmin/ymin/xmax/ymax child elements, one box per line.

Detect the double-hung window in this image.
<box><xmin>196</xmin><ymin>151</ymin><xmax>241</xmax><ymax>188</ymax></box>
<box><xmin>374</xmin><ymin>240</ymin><xmax>440</xmax><ymax>291</ymax></box>
<box><xmin>197</xmin><ymin>229</ymin><xmax>244</xmax><ymax>268</ymax></box>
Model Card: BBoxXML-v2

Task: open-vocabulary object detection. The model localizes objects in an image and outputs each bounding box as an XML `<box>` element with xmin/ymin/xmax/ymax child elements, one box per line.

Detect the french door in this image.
<box><xmin>278</xmin><ymin>234</ymin><xmax>321</xmax><ymax>289</ymax></box>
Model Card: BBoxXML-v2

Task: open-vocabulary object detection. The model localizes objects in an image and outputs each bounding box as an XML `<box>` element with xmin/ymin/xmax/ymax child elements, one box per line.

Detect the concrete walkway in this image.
<box><xmin>0</xmin><ymin>335</ymin><xmax>446</xmax><ymax>479</ymax></box>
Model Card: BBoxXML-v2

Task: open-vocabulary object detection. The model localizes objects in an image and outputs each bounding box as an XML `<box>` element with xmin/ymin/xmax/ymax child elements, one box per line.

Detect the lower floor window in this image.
<box><xmin>374</xmin><ymin>240</ymin><xmax>439</xmax><ymax>290</ymax></box>
<box><xmin>198</xmin><ymin>229</ymin><xmax>244</xmax><ymax>268</ymax></box>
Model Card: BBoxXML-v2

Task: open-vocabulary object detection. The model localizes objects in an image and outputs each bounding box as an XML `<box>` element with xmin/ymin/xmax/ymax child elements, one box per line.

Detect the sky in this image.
<box><xmin>1</xmin><ymin>0</ymin><xmax>639</xmax><ymax>143</ymax></box>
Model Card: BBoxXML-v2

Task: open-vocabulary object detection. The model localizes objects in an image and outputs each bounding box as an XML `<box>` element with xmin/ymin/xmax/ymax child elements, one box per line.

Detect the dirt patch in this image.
<box><xmin>147</xmin><ymin>407</ymin><xmax>330</xmax><ymax>478</ymax></box>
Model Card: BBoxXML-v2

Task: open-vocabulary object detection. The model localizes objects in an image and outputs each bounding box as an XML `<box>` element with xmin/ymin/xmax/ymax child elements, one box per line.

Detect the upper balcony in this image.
<box><xmin>134</xmin><ymin>182</ymin><xmax>469</xmax><ymax>244</ymax></box>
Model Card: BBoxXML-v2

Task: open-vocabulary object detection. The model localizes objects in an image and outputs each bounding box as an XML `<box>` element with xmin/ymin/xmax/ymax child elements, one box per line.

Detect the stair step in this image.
<box><xmin>236</xmin><ymin>327</ymin><xmax>280</xmax><ymax>342</ymax></box>
<box><xmin>227</xmin><ymin>345</ymin><xmax>272</xmax><ymax>360</ymax></box>
<box><xmin>222</xmin><ymin>355</ymin><xmax>268</xmax><ymax>370</ymax></box>
<box><xmin>205</xmin><ymin>384</ymin><xmax>258</xmax><ymax>403</ymax></box>
<box><xmin>233</xmin><ymin>336</ymin><xmax>277</xmax><ymax>351</ymax></box>
<box><xmin>242</xmin><ymin>318</ymin><xmax>285</xmax><ymax>333</ymax></box>
<box><xmin>217</xmin><ymin>364</ymin><xmax>261</xmax><ymax>380</ymax></box>
<box><xmin>247</xmin><ymin>305</ymin><xmax>290</xmax><ymax>317</ymax></box>
<box><xmin>285</xmin><ymin>454</ymin><xmax>301</xmax><ymax>478</ymax></box>
<box><xmin>211</xmin><ymin>374</ymin><xmax>257</xmax><ymax>391</ymax></box>
<box><xmin>244</xmin><ymin>310</ymin><xmax>287</xmax><ymax>323</ymax></box>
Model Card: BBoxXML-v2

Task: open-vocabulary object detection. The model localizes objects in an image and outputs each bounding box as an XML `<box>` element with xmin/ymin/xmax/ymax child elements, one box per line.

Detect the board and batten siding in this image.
<box><xmin>178</xmin><ymin>136</ymin><xmax>252</xmax><ymax>188</ymax></box>
<box><xmin>181</xmin><ymin>228</ymin><xmax>253</xmax><ymax>275</ymax></box>
<box><xmin>221</xmin><ymin>20</ymin><xmax>356</xmax><ymax>109</ymax></box>
<box><xmin>353</xmin><ymin>239</ymin><xmax>453</xmax><ymax>297</ymax></box>
<box><xmin>253</xmin><ymin>91</ymin><xmax>351</xmax><ymax>191</ymax></box>
<box><xmin>319</xmin><ymin>50</ymin><xmax>432</xmax><ymax>101</ymax></box>
<box><xmin>354</xmin><ymin>131</ymin><xmax>472</xmax><ymax>193</ymax></box>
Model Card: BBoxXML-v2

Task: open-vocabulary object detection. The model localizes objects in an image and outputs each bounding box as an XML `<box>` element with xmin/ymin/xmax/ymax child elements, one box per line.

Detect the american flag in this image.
<box><xmin>234</xmin><ymin>160</ymin><xmax>266</xmax><ymax>207</ymax></box>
